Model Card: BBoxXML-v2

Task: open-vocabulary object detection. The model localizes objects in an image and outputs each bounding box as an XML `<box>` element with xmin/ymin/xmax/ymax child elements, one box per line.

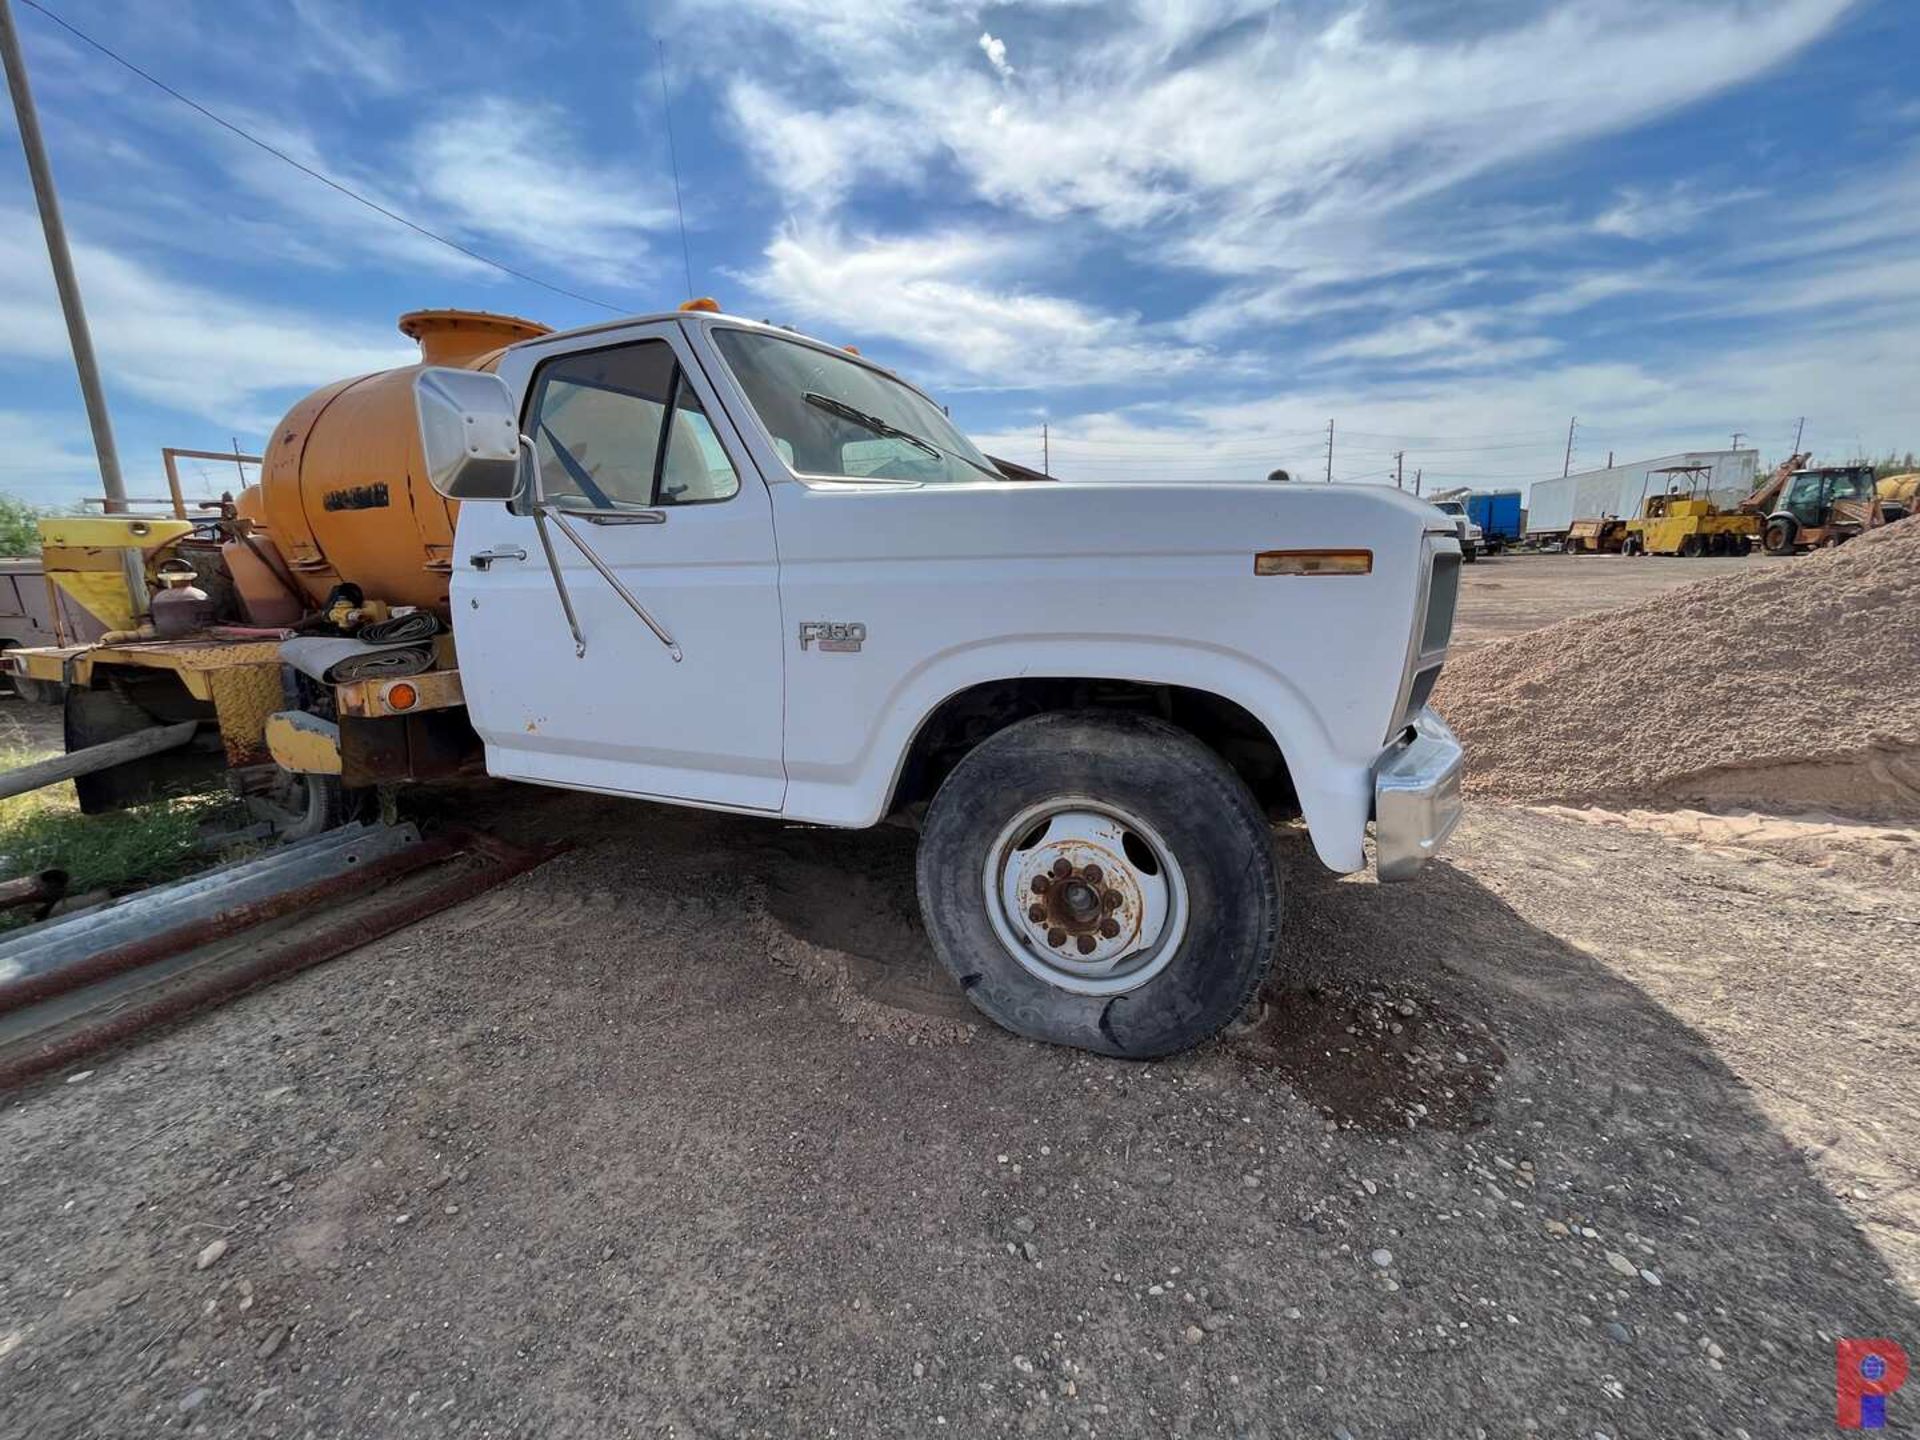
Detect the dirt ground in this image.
<box><xmin>1452</xmin><ymin>550</ymin><xmax>1766</xmax><ymax>651</ymax></box>
<box><xmin>2</xmin><ymin>561</ymin><xmax>1917</xmax><ymax>1440</ymax></box>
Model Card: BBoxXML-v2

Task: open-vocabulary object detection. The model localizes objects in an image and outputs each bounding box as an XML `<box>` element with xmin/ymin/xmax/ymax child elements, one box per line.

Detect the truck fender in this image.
<box><xmin>785</xmin><ymin>636</ymin><xmax>1371</xmax><ymax>874</ymax></box>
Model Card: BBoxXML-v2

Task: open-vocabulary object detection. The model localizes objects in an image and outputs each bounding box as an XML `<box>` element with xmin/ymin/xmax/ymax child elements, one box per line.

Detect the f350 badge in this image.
<box><xmin>798</xmin><ymin>621</ymin><xmax>866</xmax><ymax>653</ymax></box>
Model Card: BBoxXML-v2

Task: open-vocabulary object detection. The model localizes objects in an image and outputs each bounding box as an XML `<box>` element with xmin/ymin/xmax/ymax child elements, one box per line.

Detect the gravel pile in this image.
<box><xmin>1433</xmin><ymin>516</ymin><xmax>1920</xmax><ymax>817</ymax></box>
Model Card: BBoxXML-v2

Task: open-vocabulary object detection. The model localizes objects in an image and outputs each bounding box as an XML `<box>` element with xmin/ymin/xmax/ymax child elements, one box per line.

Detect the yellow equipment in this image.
<box><xmin>1621</xmin><ymin>465</ymin><xmax>1759</xmax><ymax>557</ymax></box>
<box><xmin>1562</xmin><ymin>517</ymin><xmax>1627</xmax><ymax>555</ymax></box>
<box><xmin>3</xmin><ymin>309</ymin><xmax>550</xmax><ymax>831</ymax></box>
<box><xmin>37</xmin><ymin>514</ymin><xmax>195</xmax><ymax>635</ymax></box>
<box><xmin>1879</xmin><ymin>472</ymin><xmax>1919</xmax><ymax>514</ymax></box>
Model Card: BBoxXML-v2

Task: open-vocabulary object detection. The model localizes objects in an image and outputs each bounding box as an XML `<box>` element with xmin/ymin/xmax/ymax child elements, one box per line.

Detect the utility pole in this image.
<box><xmin>1413</xmin><ymin>467</ymin><xmax>1422</xmax><ymax>497</ymax></box>
<box><xmin>1</xmin><ymin>0</ymin><xmax>126</xmax><ymax>515</ymax></box>
<box><xmin>1394</xmin><ymin>450</ymin><xmax>1404</xmax><ymax>490</ymax></box>
<box><xmin>1792</xmin><ymin>416</ymin><xmax>1805</xmax><ymax>453</ymax></box>
<box><xmin>1731</xmin><ymin>431</ymin><xmax>1746</xmax><ymax>452</ymax></box>
<box><xmin>1324</xmin><ymin>420</ymin><xmax>1334</xmax><ymax>483</ymax></box>
<box><xmin>1606</xmin><ymin>450</ymin><xmax>1614</xmax><ymax>468</ymax></box>
<box><xmin>1042</xmin><ymin>421</ymin><xmax>1049</xmax><ymax>476</ymax></box>
<box><xmin>1562</xmin><ymin>416</ymin><xmax>1577</xmax><ymax>478</ymax></box>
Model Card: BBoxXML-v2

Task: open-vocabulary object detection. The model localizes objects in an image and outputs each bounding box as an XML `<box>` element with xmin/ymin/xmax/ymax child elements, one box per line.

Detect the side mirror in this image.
<box><xmin>414</xmin><ymin>367</ymin><xmax>523</xmax><ymax>502</ymax></box>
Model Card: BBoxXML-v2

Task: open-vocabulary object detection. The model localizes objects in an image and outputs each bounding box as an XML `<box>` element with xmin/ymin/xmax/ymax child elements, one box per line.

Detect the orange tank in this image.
<box><xmin>251</xmin><ymin>310</ymin><xmax>550</xmax><ymax>615</ymax></box>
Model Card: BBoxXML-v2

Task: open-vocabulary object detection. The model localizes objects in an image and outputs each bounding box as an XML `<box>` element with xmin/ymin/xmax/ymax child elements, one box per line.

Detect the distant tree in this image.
<box><xmin>0</xmin><ymin>496</ymin><xmax>46</xmax><ymax>557</ymax></box>
<box><xmin>1870</xmin><ymin>451</ymin><xmax>1918</xmax><ymax>479</ymax></box>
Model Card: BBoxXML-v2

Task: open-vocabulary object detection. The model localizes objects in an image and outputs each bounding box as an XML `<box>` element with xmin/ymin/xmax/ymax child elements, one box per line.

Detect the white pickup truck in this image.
<box><xmin>407</xmin><ymin>307</ymin><xmax>1465</xmax><ymax>1056</ymax></box>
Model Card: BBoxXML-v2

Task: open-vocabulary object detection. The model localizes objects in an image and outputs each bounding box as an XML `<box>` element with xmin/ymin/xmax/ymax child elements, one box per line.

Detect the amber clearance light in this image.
<box><xmin>384</xmin><ymin>681</ymin><xmax>419</xmax><ymax>712</ymax></box>
<box><xmin>1254</xmin><ymin>549</ymin><xmax>1373</xmax><ymax>576</ymax></box>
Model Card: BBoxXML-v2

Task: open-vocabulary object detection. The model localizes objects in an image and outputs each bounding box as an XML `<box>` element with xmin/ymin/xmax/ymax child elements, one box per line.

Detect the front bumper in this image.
<box><xmin>1372</xmin><ymin>706</ymin><xmax>1464</xmax><ymax>881</ymax></box>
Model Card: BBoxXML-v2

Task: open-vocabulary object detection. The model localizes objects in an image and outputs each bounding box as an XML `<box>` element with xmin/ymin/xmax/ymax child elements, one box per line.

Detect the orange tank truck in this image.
<box><xmin>250</xmin><ymin>309</ymin><xmax>550</xmax><ymax>616</ymax></box>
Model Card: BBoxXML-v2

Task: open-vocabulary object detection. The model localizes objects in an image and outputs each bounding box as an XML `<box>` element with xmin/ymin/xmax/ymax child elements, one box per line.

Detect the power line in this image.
<box><xmin>655</xmin><ymin>39</ymin><xmax>694</xmax><ymax>300</ymax></box>
<box><xmin>18</xmin><ymin>0</ymin><xmax>625</xmax><ymax>313</ymax></box>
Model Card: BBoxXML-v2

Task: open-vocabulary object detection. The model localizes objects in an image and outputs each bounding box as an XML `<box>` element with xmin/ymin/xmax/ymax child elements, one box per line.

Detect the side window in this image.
<box><xmin>524</xmin><ymin>340</ymin><xmax>739</xmax><ymax>510</ymax></box>
<box><xmin>1784</xmin><ymin>475</ymin><xmax>1822</xmax><ymax>512</ymax></box>
<box><xmin>657</xmin><ymin>382</ymin><xmax>740</xmax><ymax>505</ymax></box>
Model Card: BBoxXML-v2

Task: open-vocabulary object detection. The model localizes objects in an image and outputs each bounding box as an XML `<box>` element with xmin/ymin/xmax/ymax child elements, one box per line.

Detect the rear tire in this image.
<box><xmin>245</xmin><ymin>771</ymin><xmax>358</xmax><ymax>841</ymax></box>
<box><xmin>1764</xmin><ymin>518</ymin><xmax>1797</xmax><ymax>555</ymax></box>
<box><xmin>916</xmin><ymin>710</ymin><xmax>1281</xmax><ymax>1058</ymax></box>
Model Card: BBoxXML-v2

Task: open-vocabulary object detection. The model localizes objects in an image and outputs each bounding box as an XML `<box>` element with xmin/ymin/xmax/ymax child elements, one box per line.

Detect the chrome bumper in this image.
<box><xmin>1372</xmin><ymin>707</ymin><xmax>1464</xmax><ymax>881</ymax></box>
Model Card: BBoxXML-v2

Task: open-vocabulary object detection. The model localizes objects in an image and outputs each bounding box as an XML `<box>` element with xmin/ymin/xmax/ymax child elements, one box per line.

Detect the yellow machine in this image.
<box><xmin>4</xmin><ymin>310</ymin><xmax>541</xmax><ymax>833</ymax></box>
<box><xmin>1562</xmin><ymin>516</ymin><xmax>1628</xmax><ymax>555</ymax></box>
<box><xmin>1620</xmin><ymin>465</ymin><xmax>1760</xmax><ymax>557</ymax></box>
<box><xmin>1878</xmin><ymin>472</ymin><xmax>1919</xmax><ymax>516</ymax></box>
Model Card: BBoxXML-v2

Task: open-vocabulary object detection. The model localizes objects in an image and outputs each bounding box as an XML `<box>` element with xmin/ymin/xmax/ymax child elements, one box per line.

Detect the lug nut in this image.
<box><xmin>1099</xmin><ymin>918</ymin><xmax>1121</xmax><ymax>939</ymax></box>
<box><xmin>1051</xmin><ymin>858</ymin><xmax>1073</xmax><ymax>878</ymax></box>
<box><xmin>1028</xmin><ymin>904</ymin><xmax>1047</xmax><ymax>923</ymax></box>
<box><xmin>1083</xmin><ymin>865</ymin><xmax>1103</xmax><ymax>885</ymax></box>
<box><xmin>1031</xmin><ymin>875</ymin><xmax>1050</xmax><ymax>894</ymax></box>
<box><xmin>1102</xmin><ymin>890</ymin><xmax>1122</xmax><ymax>910</ymax></box>
<box><xmin>1076</xmin><ymin>934</ymin><xmax>1097</xmax><ymax>955</ymax></box>
<box><xmin>1047</xmin><ymin>927</ymin><xmax>1068</xmax><ymax>948</ymax></box>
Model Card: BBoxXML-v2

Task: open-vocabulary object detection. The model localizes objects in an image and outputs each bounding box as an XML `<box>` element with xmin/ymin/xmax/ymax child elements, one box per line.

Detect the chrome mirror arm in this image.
<box><xmin>520</xmin><ymin>436</ymin><xmax>588</xmax><ymax>658</ymax></box>
<box><xmin>519</xmin><ymin>435</ymin><xmax>684</xmax><ymax>665</ymax></box>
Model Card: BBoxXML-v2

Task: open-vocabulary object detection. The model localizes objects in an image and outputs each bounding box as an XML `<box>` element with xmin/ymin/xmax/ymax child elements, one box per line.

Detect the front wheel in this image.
<box><xmin>1764</xmin><ymin>518</ymin><xmax>1798</xmax><ymax>555</ymax></box>
<box><xmin>916</xmin><ymin>711</ymin><xmax>1281</xmax><ymax>1058</ymax></box>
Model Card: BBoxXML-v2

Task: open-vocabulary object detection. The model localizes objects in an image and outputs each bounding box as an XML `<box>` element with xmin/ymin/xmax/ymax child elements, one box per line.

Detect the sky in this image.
<box><xmin>0</xmin><ymin>0</ymin><xmax>1915</xmax><ymax>507</ymax></box>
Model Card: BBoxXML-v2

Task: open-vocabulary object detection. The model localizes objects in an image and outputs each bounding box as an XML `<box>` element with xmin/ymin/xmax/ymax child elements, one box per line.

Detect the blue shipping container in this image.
<box><xmin>1467</xmin><ymin>490</ymin><xmax>1522</xmax><ymax>544</ymax></box>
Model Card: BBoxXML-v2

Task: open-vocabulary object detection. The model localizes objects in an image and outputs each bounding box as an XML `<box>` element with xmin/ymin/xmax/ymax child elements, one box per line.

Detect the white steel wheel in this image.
<box><xmin>983</xmin><ymin>799</ymin><xmax>1190</xmax><ymax>997</ymax></box>
<box><xmin>916</xmin><ymin>709</ymin><xmax>1282</xmax><ymax>1058</ymax></box>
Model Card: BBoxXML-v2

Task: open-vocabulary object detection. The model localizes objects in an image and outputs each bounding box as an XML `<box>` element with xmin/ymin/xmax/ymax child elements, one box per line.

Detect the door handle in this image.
<box><xmin>558</xmin><ymin>507</ymin><xmax>666</xmax><ymax>527</ymax></box>
<box><xmin>469</xmin><ymin>545</ymin><xmax>527</xmax><ymax>570</ymax></box>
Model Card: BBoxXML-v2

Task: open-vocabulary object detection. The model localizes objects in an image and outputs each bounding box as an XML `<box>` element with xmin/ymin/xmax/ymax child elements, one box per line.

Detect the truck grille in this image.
<box><xmin>1423</xmin><ymin>550</ymin><xmax>1461</xmax><ymax>654</ymax></box>
<box><xmin>1395</xmin><ymin>544</ymin><xmax>1460</xmax><ymax>735</ymax></box>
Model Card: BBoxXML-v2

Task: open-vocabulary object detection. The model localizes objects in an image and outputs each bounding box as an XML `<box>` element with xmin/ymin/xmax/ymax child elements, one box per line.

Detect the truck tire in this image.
<box><xmin>1764</xmin><ymin>518</ymin><xmax>1797</xmax><ymax>555</ymax></box>
<box><xmin>916</xmin><ymin>710</ymin><xmax>1281</xmax><ymax>1058</ymax></box>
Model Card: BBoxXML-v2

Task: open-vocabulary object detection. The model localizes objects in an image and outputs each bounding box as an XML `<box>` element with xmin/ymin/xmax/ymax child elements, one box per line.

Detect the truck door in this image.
<box><xmin>451</xmin><ymin>326</ymin><xmax>786</xmax><ymax>810</ymax></box>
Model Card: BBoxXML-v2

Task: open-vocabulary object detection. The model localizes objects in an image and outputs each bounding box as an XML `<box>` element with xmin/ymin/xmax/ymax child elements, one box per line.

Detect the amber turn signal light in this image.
<box><xmin>1254</xmin><ymin>549</ymin><xmax>1373</xmax><ymax>576</ymax></box>
<box><xmin>678</xmin><ymin>297</ymin><xmax>722</xmax><ymax>313</ymax></box>
<box><xmin>384</xmin><ymin>681</ymin><xmax>419</xmax><ymax>712</ymax></box>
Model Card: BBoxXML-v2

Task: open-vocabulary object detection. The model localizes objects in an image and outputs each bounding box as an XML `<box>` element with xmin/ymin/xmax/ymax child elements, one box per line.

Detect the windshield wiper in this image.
<box><xmin>803</xmin><ymin>391</ymin><xmax>943</xmax><ymax>461</ymax></box>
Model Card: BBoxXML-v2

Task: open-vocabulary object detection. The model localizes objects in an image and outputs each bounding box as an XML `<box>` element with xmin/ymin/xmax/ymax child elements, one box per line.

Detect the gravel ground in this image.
<box><xmin>1435</xmin><ymin>518</ymin><xmax>1920</xmax><ymax>819</ymax></box>
<box><xmin>3</xmin><ymin>786</ymin><xmax>1915</xmax><ymax>1439</ymax></box>
<box><xmin>1448</xmin><ymin>550</ymin><xmax>1767</xmax><ymax>652</ymax></box>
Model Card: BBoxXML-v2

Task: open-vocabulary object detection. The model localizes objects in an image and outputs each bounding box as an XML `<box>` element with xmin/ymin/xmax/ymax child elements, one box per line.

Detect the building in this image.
<box><xmin>1523</xmin><ymin>450</ymin><xmax>1760</xmax><ymax>537</ymax></box>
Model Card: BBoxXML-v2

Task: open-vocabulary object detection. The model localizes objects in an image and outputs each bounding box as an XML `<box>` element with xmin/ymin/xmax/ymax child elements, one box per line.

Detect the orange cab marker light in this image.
<box><xmin>678</xmin><ymin>297</ymin><xmax>722</xmax><ymax>313</ymax></box>
<box><xmin>384</xmin><ymin>681</ymin><xmax>419</xmax><ymax>712</ymax></box>
<box><xmin>1254</xmin><ymin>549</ymin><xmax>1373</xmax><ymax>576</ymax></box>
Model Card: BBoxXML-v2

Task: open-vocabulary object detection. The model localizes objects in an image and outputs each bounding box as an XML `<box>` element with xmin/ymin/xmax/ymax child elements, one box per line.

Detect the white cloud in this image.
<box><xmin>745</xmin><ymin>227</ymin><xmax>1210</xmax><ymax>387</ymax></box>
<box><xmin>726</xmin><ymin>81</ymin><xmax>937</xmax><ymax>214</ymax></box>
<box><xmin>1592</xmin><ymin>184</ymin><xmax>1764</xmax><ymax>239</ymax></box>
<box><xmin>967</xmin><ymin>306</ymin><xmax>1916</xmax><ymax>489</ymax></box>
<box><xmin>0</xmin><ymin>412</ymin><xmax>102</xmax><ymax>504</ymax></box>
<box><xmin>978</xmin><ymin>32</ymin><xmax>1015</xmax><ymax>81</ymax></box>
<box><xmin>0</xmin><ymin>213</ymin><xmax>415</xmax><ymax>430</ymax></box>
<box><xmin>1315</xmin><ymin>312</ymin><xmax>1559</xmax><ymax>370</ymax></box>
<box><xmin>708</xmin><ymin>0</ymin><xmax>1854</xmax><ymax>278</ymax></box>
<box><xmin>287</xmin><ymin>0</ymin><xmax>409</xmax><ymax>95</ymax></box>
<box><xmin>407</xmin><ymin>99</ymin><xmax>679</xmax><ymax>287</ymax></box>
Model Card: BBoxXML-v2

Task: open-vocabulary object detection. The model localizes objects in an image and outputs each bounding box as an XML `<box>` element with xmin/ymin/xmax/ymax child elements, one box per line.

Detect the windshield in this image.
<box><xmin>1828</xmin><ymin>468</ymin><xmax>1874</xmax><ymax>499</ymax></box>
<box><xmin>710</xmin><ymin>328</ymin><xmax>998</xmax><ymax>485</ymax></box>
<box><xmin>1434</xmin><ymin>502</ymin><xmax>1465</xmax><ymax>516</ymax></box>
